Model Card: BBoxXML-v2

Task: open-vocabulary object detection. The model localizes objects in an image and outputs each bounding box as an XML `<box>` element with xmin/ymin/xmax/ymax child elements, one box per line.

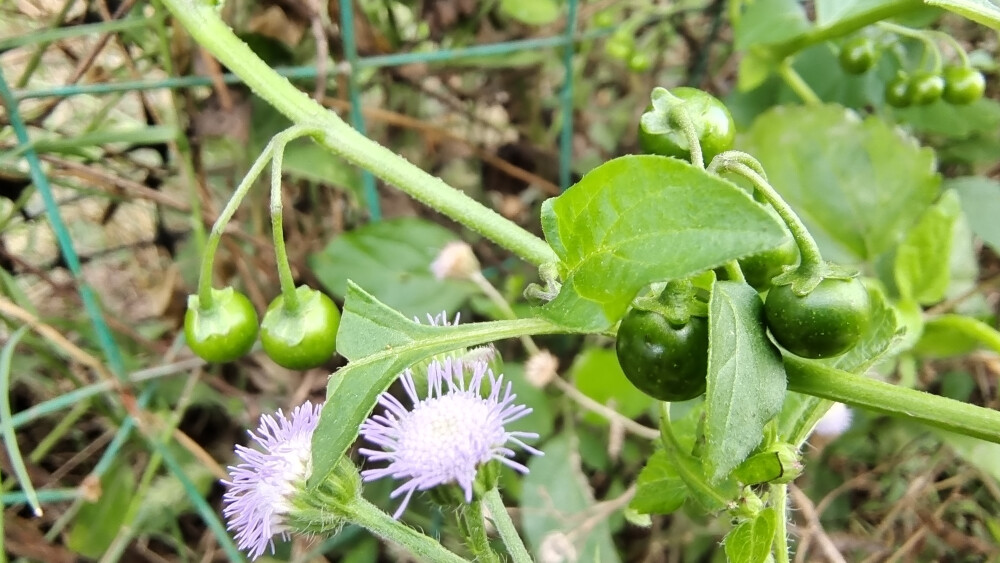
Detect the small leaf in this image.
<box><xmin>499</xmin><ymin>0</ymin><xmax>561</xmax><ymax>25</ymax></box>
<box><xmin>925</xmin><ymin>0</ymin><xmax>1000</xmax><ymax>29</ymax></box>
<box><xmin>522</xmin><ymin>433</ymin><xmax>622</xmax><ymax>563</ymax></box>
<box><xmin>741</xmin><ymin>104</ymin><xmax>941</xmax><ymax>263</ymax></box>
<box><xmin>308</xmin><ymin>217</ymin><xmax>477</xmax><ymax>318</ymax></box>
<box><xmin>704</xmin><ymin>281</ymin><xmax>786</xmax><ymax>482</ymax></box>
<box><xmin>725</xmin><ymin>508</ymin><xmax>778</xmax><ymax>563</ymax></box>
<box><xmin>540</xmin><ymin>155</ymin><xmax>786</xmax><ymax>331</ymax></box>
<box><xmin>629</xmin><ymin>450</ymin><xmax>689</xmax><ymax>515</ymax></box>
<box><xmin>309</xmin><ymin>283</ymin><xmax>563</xmax><ymax>488</ymax></box>
<box><xmin>733</xmin><ymin>0</ymin><xmax>811</xmax><ymax>50</ymax></box>
<box><xmin>895</xmin><ymin>190</ymin><xmax>961</xmax><ymax>305</ymax></box>
<box><xmin>68</xmin><ymin>462</ymin><xmax>135</xmax><ymax>558</ymax></box>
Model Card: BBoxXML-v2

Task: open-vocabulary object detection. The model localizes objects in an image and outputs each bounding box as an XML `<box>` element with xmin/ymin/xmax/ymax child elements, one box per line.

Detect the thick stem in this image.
<box><xmin>785</xmin><ymin>355</ymin><xmax>1000</xmax><ymax>444</ymax></box>
<box><xmin>269</xmin><ymin>126</ymin><xmax>322</xmax><ymax>311</ymax></box>
<box><xmin>771</xmin><ymin>484</ymin><xmax>790</xmax><ymax>563</ymax></box>
<box><xmin>459</xmin><ymin>499</ymin><xmax>501</xmax><ymax>563</ymax></box>
<box><xmin>716</xmin><ymin>161</ymin><xmax>824</xmax><ymax>271</ymax></box>
<box><xmin>196</xmin><ymin>137</ymin><xmax>276</xmax><ymax>307</ymax></box>
<box><xmin>159</xmin><ymin>0</ymin><xmax>557</xmax><ymax>267</ymax></box>
<box><xmin>343</xmin><ymin>497</ymin><xmax>467</xmax><ymax>563</ymax></box>
<box><xmin>483</xmin><ymin>488</ymin><xmax>533</xmax><ymax>563</ymax></box>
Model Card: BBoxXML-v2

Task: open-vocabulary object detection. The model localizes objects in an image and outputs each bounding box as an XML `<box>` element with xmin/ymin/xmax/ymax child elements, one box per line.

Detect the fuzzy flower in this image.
<box><xmin>359</xmin><ymin>357</ymin><xmax>542</xmax><ymax>518</ymax></box>
<box><xmin>222</xmin><ymin>402</ymin><xmax>322</xmax><ymax>560</ymax></box>
<box><xmin>430</xmin><ymin>241</ymin><xmax>480</xmax><ymax>280</ymax></box>
<box><xmin>813</xmin><ymin>402</ymin><xmax>853</xmax><ymax>438</ymax></box>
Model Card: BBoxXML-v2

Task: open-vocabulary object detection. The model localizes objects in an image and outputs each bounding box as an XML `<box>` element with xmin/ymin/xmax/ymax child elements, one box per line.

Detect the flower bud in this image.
<box><xmin>430</xmin><ymin>241</ymin><xmax>480</xmax><ymax>280</ymax></box>
<box><xmin>525</xmin><ymin>349</ymin><xmax>559</xmax><ymax>388</ymax></box>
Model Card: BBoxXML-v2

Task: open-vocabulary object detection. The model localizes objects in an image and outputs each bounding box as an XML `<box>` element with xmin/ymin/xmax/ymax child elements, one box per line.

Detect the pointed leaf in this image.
<box><xmin>895</xmin><ymin>190</ymin><xmax>961</xmax><ymax>305</ymax></box>
<box><xmin>310</xmin><ymin>282</ymin><xmax>563</xmax><ymax>488</ymax></box>
<box><xmin>540</xmin><ymin>155</ymin><xmax>786</xmax><ymax>331</ymax></box>
<box><xmin>725</xmin><ymin>508</ymin><xmax>778</xmax><ymax>563</ymax></box>
<box><xmin>629</xmin><ymin>449</ymin><xmax>689</xmax><ymax>515</ymax></box>
<box><xmin>705</xmin><ymin>281</ymin><xmax>786</xmax><ymax>482</ymax></box>
<box><xmin>925</xmin><ymin>0</ymin><xmax>1000</xmax><ymax>29</ymax></box>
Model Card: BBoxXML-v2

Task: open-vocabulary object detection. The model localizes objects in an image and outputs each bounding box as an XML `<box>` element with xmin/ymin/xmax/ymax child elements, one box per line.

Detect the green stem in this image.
<box><xmin>159</xmin><ymin>0</ymin><xmax>557</xmax><ymax>267</ymax></box>
<box><xmin>767</xmin><ymin>0</ymin><xmax>922</xmax><ymax>60</ymax></box>
<box><xmin>723</xmin><ymin>261</ymin><xmax>746</xmax><ymax>283</ymax></box>
<box><xmin>343</xmin><ymin>497</ymin><xmax>468</xmax><ymax>563</ymax></box>
<box><xmin>195</xmin><ymin>136</ymin><xmax>276</xmax><ymax>307</ymax></box>
<box><xmin>471</xmin><ymin>271</ymin><xmax>540</xmax><ymax>355</ymax></box>
<box><xmin>924</xmin><ymin>315</ymin><xmax>1000</xmax><ymax>354</ymax></box>
<box><xmin>269</xmin><ymin>125</ymin><xmax>322</xmax><ymax>311</ymax></box>
<box><xmin>659</xmin><ymin>403</ymin><xmax>730</xmax><ymax>508</ymax></box>
<box><xmin>459</xmin><ymin>499</ymin><xmax>501</xmax><ymax>563</ymax></box>
<box><xmin>669</xmin><ymin>106</ymin><xmax>704</xmax><ymax>169</ymax></box>
<box><xmin>777</xmin><ymin>61</ymin><xmax>821</xmax><ymax>105</ymax></box>
<box><xmin>785</xmin><ymin>355</ymin><xmax>1000</xmax><ymax>444</ymax></box>
<box><xmin>483</xmin><ymin>488</ymin><xmax>533</xmax><ymax>563</ymax></box>
<box><xmin>771</xmin><ymin>484</ymin><xmax>790</xmax><ymax>563</ymax></box>
<box><xmin>877</xmin><ymin>21</ymin><xmax>944</xmax><ymax>72</ymax></box>
<box><xmin>715</xmin><ymin>161</ymin><xmax>824</xmax><ymax>271</ymax></box>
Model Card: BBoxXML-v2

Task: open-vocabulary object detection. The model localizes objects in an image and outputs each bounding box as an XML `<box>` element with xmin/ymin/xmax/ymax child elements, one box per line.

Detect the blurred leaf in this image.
<box><xmin>893</xmin><ymin>98</ymin><xmax>1000</xmax><ymax>138</ymax></box>
<box><xmin>950</xmin><ymin>176</ymin><xmax>1000</xmax><ymax>253</ymax></box>
<box><xmin>894</xmin><ymin>190</ymin><xmax>961</xmax><ymax>305</ymax></box>
<box><xmin>135</xmin><ymin>460</ymin><xmax>215</xmax><ymax>532</ymax></box>
<box><xmin>816</xmin><ymin>0</ymin><xmax>908</xmax><ymax>25</ymax></box>
<box><xmin>68</xmin><ymin>462</ymin><xmax>135</xmax><ymax>558</ymax></box>
<box><xmin>741</xmin><ymin>104</ymin><xmax>940</xmax><ymax>264</ymax></box>
<box><xmin>521</xmin><ymin>433</ymin><xmax>622</xmax><ymax>563</ymax></box>
<box><xmin>925</xmin><ymin>0</ymin><xmax>1000</xmax><ymax>29</ymax></box>
<box><xmin>309</xmin><ymin>217</ymin><xmax>477</xmax><ymax>318</ymax></box>
<box><xmin>826</xmin><ymin>282</ymin><xmax>906</xmax><ymax>371</ymax></box>
<box><xmin>629</xmin><ymin>449</ymin><xmax>688</xmax><ymax>515</ymax></box>
<box><xmin>733</xmin><ymin>0</ymin><xmax>810</xmax><ymax>50</ymax></box>
<box><xmin>724</xmin><ymin>508</ymin><xmax>777</xmax><ymax>563</ymax></box>
<box><xmin>500</xmin><ymin>362</ymin><xmax>555</xmax><ymax>439</ymax></box>
<box><xmin>499</xmin><ymin>0</ymin><xmax>560</xmax><ymax>25</ymax></box>
<box><xmin>310</xmin><ymin>283</ymin><xmax>561</xmax><ymax>489</ymax></box>
<box><xmin>914</xmin><ymin>317</ymin><xmax>982</xmax><ymax>357</ymax></box>
<box><xmin>737</xmin><ymin>51</ymin><xmax>775</xmax><ymax>92</ymax></box>
<box><xmin>569</xmin><ymin>348</ymin><xmax>654</xmax><ymax>424</ymax></box>
<box><xmin>540</xmin><ymin>155</ymin><xmax>785</xmax><ymax>331</ymax></box>
<box><xmin>704</xmin><ymin>282</ymin><xmax>786</xmax><ymax>482</ymax></box>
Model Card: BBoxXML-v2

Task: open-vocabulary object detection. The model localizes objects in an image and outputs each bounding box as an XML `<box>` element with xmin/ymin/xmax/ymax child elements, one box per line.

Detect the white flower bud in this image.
<box><xmin>525</xmin><ymin>350</ymin><xmax>559</xmax><ymax>388</ymax></box>
<box><xmin>430</xmin><ymin>241</ymin><xmax>480</xmax><ymax>280</ymax></box>
<box><xmin>813</xmin><ymin>402</ymin><xmax>852</xmax><ymax>438</ymax></box>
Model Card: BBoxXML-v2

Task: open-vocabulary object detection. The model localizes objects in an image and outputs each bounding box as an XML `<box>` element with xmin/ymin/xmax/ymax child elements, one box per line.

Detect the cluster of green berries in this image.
<box><xmin>619</xmin><ymin>88</ymin><xmax>871</xmax><ymax>403</ymax></box>
<box><xmin>184</xmin><ymin>285</ymin><xmax>341</xmax><ymax>370</ymax></box>
<box><xmin>837</xmin><ymin>36</ymin><xmax>986</xmax><ymax>107</ymax></box>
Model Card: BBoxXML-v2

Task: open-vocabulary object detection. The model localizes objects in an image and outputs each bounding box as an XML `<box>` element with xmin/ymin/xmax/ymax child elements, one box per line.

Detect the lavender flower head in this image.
<box><xmin>359</xmin><ymin>357</ymin><xmax>542</xmax><ymax>518</ymax></box>
<box><xmin>222</xmin><ymin>402</ymin><xmax>322</xmax><ymax>560</ymax></box>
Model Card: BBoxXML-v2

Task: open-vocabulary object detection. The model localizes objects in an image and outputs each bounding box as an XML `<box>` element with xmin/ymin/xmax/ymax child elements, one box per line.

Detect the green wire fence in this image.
<box><xmin>0</xmin><ymin>0</ymin><xmax>586</xmax><ymax>560</ymax></box>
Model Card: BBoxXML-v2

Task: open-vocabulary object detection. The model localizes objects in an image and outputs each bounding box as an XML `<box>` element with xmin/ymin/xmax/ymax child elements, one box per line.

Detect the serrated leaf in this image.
<box><xmin>725</xmin><ymin>508</ymin><xmax>778</xmax><ymax>563</ymax></box>
<box><xmin>309</xmin><ymin>283</ymin><xmax>563</xmax><ymax>488</ymax></box>
<box><xmin>522</xmin><ymin>433</ymin><xmax>622</xmax><ymax>563</ymax></box>
<box><xmin>895</xmin><ymin>190</ymin><xmax>961</xmax><ymax>305</ymax></box>
<box><xmin>951</xmin><ymin>176</ymin><xmax>1000</xmax><ymax>253</ymax></box>
<box><xmin>741</xmin><ymin>105</ymin><xmax>940</xmax><ymax>263</ymax></box>
<box><xmin>629</xmin><ymin>450</ymin><xmax>689</xmax><ymax>515</ymax></box>
<box><xmin>925</xmin><ymin>0</ymin><xmax>1000</xmax><ymax>29</ymax></box>
<box><xmin>540</xmin><ymin>155</ymin><xmax>786</xmax><ymax>331</ymax></box>
<box><xmin>309</xmin><ymin>218</ymin><xmax>477</xmax><ymax>318</ymax></box>
<box><xmin>705</xmin><ymin>282</ymin><xmax>786</xmax><ymax>482</ymax></box>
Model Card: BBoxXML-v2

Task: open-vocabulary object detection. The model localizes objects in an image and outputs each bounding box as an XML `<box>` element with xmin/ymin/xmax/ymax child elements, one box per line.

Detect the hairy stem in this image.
<box><xmin>160</xmin><ymin>0</ymin><xmax>557</xmax><ymax>267</ymax></box>
<box><xmin>483</xmin><ymin>488</ymin><xmax>533</xmax><ymax>563</ymax></box>
<box><xmin>344</xmin><ymin>497</ymin><xmax>468</xmax><ymax>563</ymax></box>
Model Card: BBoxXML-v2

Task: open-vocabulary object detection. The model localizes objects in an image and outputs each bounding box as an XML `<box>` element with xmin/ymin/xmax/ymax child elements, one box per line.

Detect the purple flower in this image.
<box><xmin>359</xmin><ymin>357</ymin><xmax>542</xmax><ymax>518</ymax></box>
<box><xmin>222</xmin><ymin>401</ymin><xmax>322</xmax><ymax>560</ymax></box>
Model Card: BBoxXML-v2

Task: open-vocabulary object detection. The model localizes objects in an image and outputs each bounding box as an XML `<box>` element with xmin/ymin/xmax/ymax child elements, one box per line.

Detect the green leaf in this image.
<box><xmin>893</xmin><ymin>98</ymin><xmax>1000</xmax><ymax>139</ymax></box>
<box><xmin>308</xmin><ymin>217</ymin><xmax>477</xmax><ymax>318</ymax></box>
<box><xmin>309</xmin><ymin>283</ymin><xmax>562</xmax><ymax>488</ymax></box>
<box><xmin>724</xmin><ymin>508</ymin><xmax>778</xmax><ymax>563</ymax></box>
<box><xmin>540</xmin><ymin>155</ymin><xmax>786</xmax><ymax>331</ymax></box>
<box><xmin>68</xmin><ymin>462</ymin><xmax>135</xmax><ymax>558</ymax></box>
<box><xmin>733</xmin><ymin>0</ymin><xmax>811</xmax><ymax>50</ymax></box>
<box><xmin>521</xmin><ymin>433</ymin><xmax>622</xmax><ymax>563</ymax></box>
<box><xmin>741</xmin><ymin>104</ymin><xmax>941</xmax><ymax>263</ymax></box>
<box><xmin>925</xmin><ymin>0</ymin><xmax>1000</xmax><ymax>29</ymax></box>
<box><xmin>629</xmin><ymin>449</ymin><xmax>689</xmax><ymax>515</ymax></box>
<box><xmin>704</xmin><ymin>281</ymin><xmax>786</xmax><ymax>482</ymax></box>
<box><xmin>894</xmin><ymin>190</ymin><xmax>961</xmax><ymax>305</ymax></box>
<box><xmin>950</xmin><ymin>176</ymin><xmax>1000</xmax><ymax>253</ymax></box>
<box><xmin>816</xmin><ymin>0</ymin><xmax>908</xmax><ymax>26</ymax></box>
<box><xmin>737</xmin><ymin>50</ymin><xmax>776</xmax><ymax>92</ymax></box>
<box><xmin>914</xmin><ymin>317</ymin><xmax>981</xmax><ymax>357</ymax></box>
<box><xmin>569</xmin><ymin>348</ymin><xmax>654</xmax><ymax>425</ymax></box>
<box><xmin>828</xmin><ymin>282</ymin><xmax>906</xmax><ymax>372</ymax></box>
<box><xmin>499</xmin><ymin>0</ymin><xmax>561</xmax><ymax>25</ymax></box>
